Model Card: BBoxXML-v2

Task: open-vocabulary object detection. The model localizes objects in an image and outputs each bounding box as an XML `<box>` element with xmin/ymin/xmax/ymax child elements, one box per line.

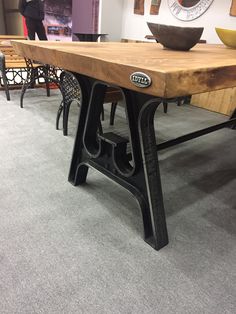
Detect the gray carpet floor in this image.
<box><xmin>0</xmin><ymin>88</ymin><xmax>235</xmax><ymax>314</ymax></box>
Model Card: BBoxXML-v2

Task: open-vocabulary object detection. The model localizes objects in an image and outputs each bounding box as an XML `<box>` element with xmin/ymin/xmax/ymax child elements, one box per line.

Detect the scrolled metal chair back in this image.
<box><xmin>59</xmin><ymin>71</ymin><xmax>81</xmax><ymax>105</ymax></box>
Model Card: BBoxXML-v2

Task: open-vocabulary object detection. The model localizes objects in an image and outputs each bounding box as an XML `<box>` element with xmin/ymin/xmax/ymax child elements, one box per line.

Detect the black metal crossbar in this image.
<box><xmin>157</xmin><ymin>117</ymin><xmax>236</xmax><ymax>151</ymax></box>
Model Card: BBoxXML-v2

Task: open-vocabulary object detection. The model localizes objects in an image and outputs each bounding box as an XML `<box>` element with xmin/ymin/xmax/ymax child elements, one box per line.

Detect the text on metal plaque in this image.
<box><xmin>130</xmin><ymin>72</ymin><xmax>152</xmax><ymax>88</ymax></box>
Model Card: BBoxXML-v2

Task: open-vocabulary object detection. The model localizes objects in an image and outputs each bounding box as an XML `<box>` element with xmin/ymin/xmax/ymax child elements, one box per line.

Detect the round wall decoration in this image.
<box><xmin>168</xmin><ymin>0</ymin><xmax>214</xmax><ymax>21</ymax></box>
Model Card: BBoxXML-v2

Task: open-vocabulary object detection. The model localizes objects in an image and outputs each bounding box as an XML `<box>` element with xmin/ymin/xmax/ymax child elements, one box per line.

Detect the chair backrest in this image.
<box><xmin>59</xmin><ymin>71</ymin><xmax>81</xmax><ymax>104</ymax></box>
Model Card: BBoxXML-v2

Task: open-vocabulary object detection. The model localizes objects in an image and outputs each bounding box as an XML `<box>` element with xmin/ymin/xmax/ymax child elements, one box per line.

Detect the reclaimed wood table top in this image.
<box><xmin>11</xmin><ymin>40</ymin><xmax>236</xmax><ymax>98</ymax></box>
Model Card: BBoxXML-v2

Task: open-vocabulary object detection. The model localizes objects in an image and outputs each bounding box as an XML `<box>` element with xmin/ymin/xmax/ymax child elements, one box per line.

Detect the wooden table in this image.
<box><xmin>12</xmin><ymin>41</ymin><xmax>236</xmax><ymax>250</ymax></box>
<box><xmin>191</xmin><ymin>87</ymin><xmax>236</xmax><ymax>116</ymax></box>
<box><xmin>0</xmin><ymin>35</ymin><xmax>27</xmax><ymax>45</ymax></box>
<box><xmin>73</xmin><ymin>33</ymin><xmax>107</xmax><ymax>42</ymax></box>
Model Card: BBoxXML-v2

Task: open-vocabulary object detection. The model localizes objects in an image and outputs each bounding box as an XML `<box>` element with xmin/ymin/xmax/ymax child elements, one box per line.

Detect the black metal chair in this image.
<box><xmin>162</xmin><ymin>96</ymin><xmax>191</xmax><ymax>113</ymax></box>
<box><xmin>230</xmin><ymin>108</ymin><xmax>236</xmax><ymax>129</ymax></box>
<box><xmin>20</xmin><ymin>58</ymin><xmax>60</xmax><ymax>108</ymax></box>
<box><xmin>56</xmin><ymin>71</ymin><xmax>123</xmax><ymax>136</ymax></box>
<box><xmin>56</xmin><ymin>71</ymin><xmax>81</xmax><ymax>136</ymax></box>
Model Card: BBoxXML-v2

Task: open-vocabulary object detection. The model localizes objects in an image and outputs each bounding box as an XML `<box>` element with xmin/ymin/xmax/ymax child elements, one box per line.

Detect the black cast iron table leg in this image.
<box><xmin>230</xmin><ymin>108</ymin><xmax>236</xmax><ymax>129</ymax></box>
<box><xmin>0</xmin><ymin>52</ymin><xmax>10</xmax><ymax>101</ymax></box>
<box><xmin>1</xmin><ymin>68</ymin><xmax>10</xmax><ymax>101</ymax></box>
<box><xmin>137</xmin><ymin>99</ymin><xmax>169</xmax><ymax>249</ymax></box>
<box><xmin>68</xmin><ymin>73</ymin><xmax>168</xmax><ymax>250</ymax></box>
<box><xmin>68</xmin><ymin>74</ymin><xmax>93</xmax><ymax>185</ymax></box>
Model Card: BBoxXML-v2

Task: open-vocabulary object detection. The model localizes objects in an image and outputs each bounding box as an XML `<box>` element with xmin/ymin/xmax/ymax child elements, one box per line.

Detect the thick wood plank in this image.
<box><xmin>0</xmin><ymin>47</ymin><xmax>24</xmax><ymax>58</ymax></box>
<box><xmin>191</xmin><ymin>88</ymin><xmax>236</xmax><ymax>116</ymax></box>
<box><xmin>0</xmin><ymin>35</ymin><xmax>27</xmax><ymax>40</ymax></box>
<box><xmin>5</xmin><ymin>61</ymin><xmax>27</xmax><ymax>68</ymax></box>
<box><xmin>11</xmin><ymin>40</ymin><xmax>236</xmax><ymax>98</ymax></box>
<box><xmin>0</xmin><ymin>47</ymin><xmax>26</xmax><ymax>66</ymax></box>
<box><xmin>5</xmin><ymin>56</ymin><xmax>24</xmax><ymax>61</ymax></box>
<box><xmin>0</xmin><ymin>47</ymin><xmax>18</xmax><ymax>54</ymax></box>
<box><xmin>0</xmin><ymin>35</ymin><xmax>27</xmax><ymax>46</ymax></box>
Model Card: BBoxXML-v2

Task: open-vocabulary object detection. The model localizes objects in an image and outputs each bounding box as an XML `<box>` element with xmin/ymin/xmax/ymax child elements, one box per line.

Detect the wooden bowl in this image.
<box><xmin>215</xmin><ymin>27</ymin><xmax>236</xmax><ymax>49</ymax></box>
<box><xmin>147</xmin><ymin>22</ymin><xmax>204</xmax><ymax>51</ymax></box>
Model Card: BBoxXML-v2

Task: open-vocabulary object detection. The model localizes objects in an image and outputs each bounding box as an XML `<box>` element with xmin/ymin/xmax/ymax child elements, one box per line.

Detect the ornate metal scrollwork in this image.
<box><xmin>82</xmin><ymin>81</ymin><xmax>140</xmax><ymax>178</ymax></box>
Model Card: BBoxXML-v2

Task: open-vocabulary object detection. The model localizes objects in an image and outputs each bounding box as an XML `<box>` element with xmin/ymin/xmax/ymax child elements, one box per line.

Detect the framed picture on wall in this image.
<box><xmin>150</xmin><ymin>0</ymin><xmax>161</xmax><ymax>15</ymax></box>
<box><xmin>44</xmin><ymin>0</ymin><xmax>72</xmax><ymax>41</ymax></box>
<box><xmin>134</xmin><ymin>0</ymin><xmax>145</xmax><ymax>15</ymax></box>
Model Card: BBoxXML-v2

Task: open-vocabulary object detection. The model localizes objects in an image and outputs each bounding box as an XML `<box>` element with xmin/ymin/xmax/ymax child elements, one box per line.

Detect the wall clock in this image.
<box><xmin>168</xmin><ymin>0</ymin><xmax>214</xmax><ymax>21</ymax></box>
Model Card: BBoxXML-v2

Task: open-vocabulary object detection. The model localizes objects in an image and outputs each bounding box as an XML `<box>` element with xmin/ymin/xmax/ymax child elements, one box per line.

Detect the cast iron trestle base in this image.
<box><xmin>68</xmin><ymin>73</ymin><xmax>169</xmax><ymax>250</ymax></box>
<box><xmin>68</xmin><ymin>73</ymin><xmax>235</xmax><ymax>251</ymax></box>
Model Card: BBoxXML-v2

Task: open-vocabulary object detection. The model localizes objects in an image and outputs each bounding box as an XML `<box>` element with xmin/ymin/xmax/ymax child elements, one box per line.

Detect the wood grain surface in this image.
<box><xmin>11</xmin><ymin>40</ymin><xmax>236</xmax><ymax>98</ymax></box>
<box><xmin>191</xmin><ymin>88</ymin><xmax>236</xmax><ymax>116</ymax></box>
<box><xmin>0</xmin><ymin>46</ymin><xmax>27</xmax><ymax>68</ymax></box>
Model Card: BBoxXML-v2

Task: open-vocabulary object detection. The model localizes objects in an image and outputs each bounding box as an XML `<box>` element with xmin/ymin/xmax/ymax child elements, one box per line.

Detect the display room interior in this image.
<box><xmin>0</xmin><ymin>0</ymin><xmax>235</xmax><ymax>313</ymax></box>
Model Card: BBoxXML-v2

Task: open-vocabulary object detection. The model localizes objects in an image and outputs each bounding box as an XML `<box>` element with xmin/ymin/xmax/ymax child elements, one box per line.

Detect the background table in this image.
<box><xmin>73</xmin><ymin>33</ymin><xmax>107</xmax><ymax>42</ymax></box>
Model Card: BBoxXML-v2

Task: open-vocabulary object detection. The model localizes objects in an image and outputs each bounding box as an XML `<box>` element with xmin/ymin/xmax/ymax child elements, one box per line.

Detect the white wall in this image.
<box><xmin>99</xmin><ymin>0</ymin><xmax>124</xmax><ymax>41</ymax></box>
<box><xmin>121</xmin><ymin>0</ymin><xmax>236</xmax><ymax>43</ymax></box>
